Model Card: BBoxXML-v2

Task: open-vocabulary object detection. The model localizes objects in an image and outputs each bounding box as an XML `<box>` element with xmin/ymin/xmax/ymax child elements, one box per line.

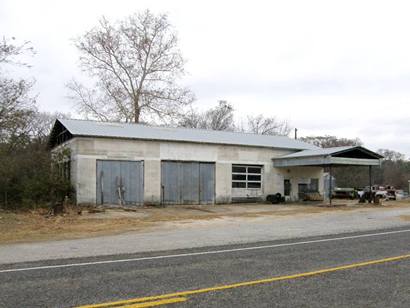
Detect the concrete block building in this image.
<box><xmin>49</xmin><ymin>119</ymin><xmax>382</xmax><ymax>206</ymax></box>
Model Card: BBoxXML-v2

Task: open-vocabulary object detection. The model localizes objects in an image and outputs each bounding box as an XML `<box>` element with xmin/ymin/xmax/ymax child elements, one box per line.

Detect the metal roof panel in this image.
<box><xmin>56</xmin><ymin>119</ymin><xmax>318</xmax><ymax>150</ymax></box>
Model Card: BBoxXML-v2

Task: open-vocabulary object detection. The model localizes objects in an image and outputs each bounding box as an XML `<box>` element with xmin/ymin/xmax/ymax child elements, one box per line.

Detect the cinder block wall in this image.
<box><xmin>276</xmin><ymin>167</ymin><xmax>324</xmax><ymax>201</ymax></box>
<box><xmin>65</xmin><ymin>137</ymin><xmax>323</xmax><ymax>205</ymax></box>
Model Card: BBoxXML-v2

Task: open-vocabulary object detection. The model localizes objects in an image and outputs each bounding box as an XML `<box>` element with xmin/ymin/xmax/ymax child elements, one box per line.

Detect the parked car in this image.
<box><xmin>333</xmin><ymin>188</ymin><xmax>356</xmax><ymax>199</ymax></box>
<box><xmin>360</xmin><ymin>185</ymin><xmax>388</xmax><ymax>200</ymax></box>
<box><xmin>375</xmin><ymin>190</ymin><xmax>389</xmax><ymax>199</ymax></box>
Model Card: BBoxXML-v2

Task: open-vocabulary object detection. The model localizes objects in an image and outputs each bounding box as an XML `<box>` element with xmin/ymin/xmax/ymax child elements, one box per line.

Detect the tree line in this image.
<box><xmin>0</xmin><ymin>37</ymin><xmax>73</xmax><ymax>209</ymax></box>
<box><xmin>1</xmin><ymin>10</ymin><xmax>409</xmax><ymax>209</ymax></box>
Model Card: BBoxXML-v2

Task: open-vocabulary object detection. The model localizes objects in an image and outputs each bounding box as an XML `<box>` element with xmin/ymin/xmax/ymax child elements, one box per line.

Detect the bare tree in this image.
<box><xmin>179</xmin><ymin>102</ymin><xmax>292</xmax><ymax>135</ymax></box>
<box><xmin>301</xmin><ymin>135</ymin><xmax>362</xmax><ymax>148</ymax></box>
<box><xmin>0</xmin><ymin>37</ymin><xmax>35</xmax><ymax>66</ymax></box>
<box><xmin>177</xmin><ymin>106</ymin><xmax>203</xmax><ymax>129</ymax></box>
<box><xmin>0</xmin><ymin>79</ymin><xmax>36</xmax><ymax>146</ymax></box>
<box><xmin>178</xmin><ymin>100</ymin><xmax>235</xmax><ymax>131</ymax></box>
<box><xmin>203</xmin><ymin>100</ymin><xmax>235</xmax><ymax>131</ymax></box>
<box><xmin>68</xmin><ymin>10</ymin><xmax>194</xmax><ymax>123</ymax></box>
<box><xmin>0</xmin><ymin>38</ymin><xmax>36</xmax><ymax>147</ymax></box>
<box><xmin>246</xmin><ymin>114</ymin><xmax>291</xmax><ymax>136</ymax></box>
<box><xmin>31</xmin><ymin>111</ymin><xmax>71</xmax><ymax>142</ymax></box>
<box><xmin>0</xmin><ymin>37</ymin><xmax>37</xmax><ymax>208</ymax></box>
<box><xmin>377</xmin><ymin>149</ymin><xmax>406</xmax><ymax>161</ymax></box>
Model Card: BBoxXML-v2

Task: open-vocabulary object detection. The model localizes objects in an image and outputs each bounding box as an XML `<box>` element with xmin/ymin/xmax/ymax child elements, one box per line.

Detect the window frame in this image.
<box><xmin>232</xmin><ymin>164</ymin><xmax>263</xmax><ymax>189</ymax></box>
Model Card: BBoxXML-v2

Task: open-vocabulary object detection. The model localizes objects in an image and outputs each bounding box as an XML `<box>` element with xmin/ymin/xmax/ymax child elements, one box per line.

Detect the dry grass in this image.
<box><xmin>1</xmin><ymin>200</ymin><xmax>409</xmax><ymax>245</ymax></box>
<box><xmin>0</xmin><ymin>209</ymin><xmax>154</xmax><ymax>244</ymax></box>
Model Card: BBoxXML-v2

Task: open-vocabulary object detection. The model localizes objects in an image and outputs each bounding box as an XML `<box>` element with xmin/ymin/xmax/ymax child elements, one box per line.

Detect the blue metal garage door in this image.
<box><xmin>161</xmin><ymin>161</ymin><xmax>215</xmax><ymax>205</ymax></box>
<box><xmin>199</xmin><ymin>163</ymin><xmax>216</xmax><ymax>204</ymax></box>
<box><xmin>96</xmin><ymin>160</ymin><xmax>144</xmax><ymax>205</ymax></box>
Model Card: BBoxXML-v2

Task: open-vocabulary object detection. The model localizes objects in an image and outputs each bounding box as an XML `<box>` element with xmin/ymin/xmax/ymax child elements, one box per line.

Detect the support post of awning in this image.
<box><xmin>329</xmin><ymin>165</ymin><xmax>333</xmax><ymax>206</ymax></box>
<box><xmin>368</xmin><ymin>165</ymin><xmax>372</xmax><ymax>202</ymax></box>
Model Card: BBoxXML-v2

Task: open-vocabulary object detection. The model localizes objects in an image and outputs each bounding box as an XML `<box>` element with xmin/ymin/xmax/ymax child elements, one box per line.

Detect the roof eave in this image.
<box><xmin>69</xmin><ymin>134</ymin><xmax>313</xmax><ymax>151</ymax></box>
<box><xmin>273</xmin><ymin>156</ymin><xmax>382</xmax><ymax>167</ymax></box>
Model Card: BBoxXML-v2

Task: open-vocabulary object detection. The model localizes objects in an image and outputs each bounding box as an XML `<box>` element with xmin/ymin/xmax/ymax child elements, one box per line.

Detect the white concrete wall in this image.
<box><xmin>66</xmin><ymin>137</ymin><xmax>324</xmax><ymax>205</ymax></box>
<box><xmin>277</xmin><ymin>167</ymin><xmax>324</xmax><ymax>201</ymax></box>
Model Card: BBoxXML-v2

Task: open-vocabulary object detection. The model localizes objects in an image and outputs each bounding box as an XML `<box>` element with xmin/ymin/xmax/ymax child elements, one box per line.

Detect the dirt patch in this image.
<box><xmin>180</xmin><ymin>206</ymin><xmax>216</xmax><ymax>213</ymax></box>
<box><xmin>399</xmin><ymin>215</ymin><xmax>410</xmax><ymax>221</ymax></box>
<box><xmin>1</xmin><ymin>200</ymin><xmax>409</xmax><ymax>244</ymax></box>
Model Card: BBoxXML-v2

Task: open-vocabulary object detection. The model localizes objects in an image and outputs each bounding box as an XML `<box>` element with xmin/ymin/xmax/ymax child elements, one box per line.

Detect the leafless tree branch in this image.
<box><xmin>67</xmin><ymin>10</ymin><xmax>194</xmax><ymax>123</ymax></box>
<box><xmin>246</xmin><ymin>114</ymin><xmax>291</xmax><ymax>136</ymax></box>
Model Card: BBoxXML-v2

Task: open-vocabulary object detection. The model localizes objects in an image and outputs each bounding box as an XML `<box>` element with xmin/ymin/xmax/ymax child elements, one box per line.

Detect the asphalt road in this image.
<box><xmin>1</xmin><ymin>227</ymin><xmax>410</xmax><ymax>307</ymax></box>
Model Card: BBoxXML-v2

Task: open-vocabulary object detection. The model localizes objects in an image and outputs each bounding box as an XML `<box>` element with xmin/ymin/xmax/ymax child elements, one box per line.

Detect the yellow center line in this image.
<box><xmin>120</xmin><ymin>297</ymin><xmax>187</xmax><ymax>308</ymax></box>
<box><xmin>76</xmin><ymin>253</ymin><xmax>410</xmax><ymax>308</ymax></box>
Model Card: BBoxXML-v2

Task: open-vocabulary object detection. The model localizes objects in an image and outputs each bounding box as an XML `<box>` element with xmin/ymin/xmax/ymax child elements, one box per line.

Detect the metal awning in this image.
<box><xmin>273</xmin><ymin>146</ymin><xmax>383</xmax><ymax>206</ymax></box>
<box><xmin>273</xmin><ymin>146</ymin><xmax>383</xmax><ymax>167</ymax></box>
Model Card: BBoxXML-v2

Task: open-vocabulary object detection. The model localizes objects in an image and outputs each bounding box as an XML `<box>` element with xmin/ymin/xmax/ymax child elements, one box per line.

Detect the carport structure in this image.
<box><xmin>273</xmin><ymin>146</ymin><xmax>384</xmax><ymax>205</ymax></box>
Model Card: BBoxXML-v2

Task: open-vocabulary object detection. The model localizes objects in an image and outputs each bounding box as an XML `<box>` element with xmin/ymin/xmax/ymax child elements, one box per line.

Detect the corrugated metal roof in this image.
<box><xmin>57</xmin><ymin>119</ymin><xmax>318</xmax><ymax>150</ymax></box>
<box><xmin>279</xmin><ymin>146</ymin><xmax>355</xmax><ymax>158</ymax></box>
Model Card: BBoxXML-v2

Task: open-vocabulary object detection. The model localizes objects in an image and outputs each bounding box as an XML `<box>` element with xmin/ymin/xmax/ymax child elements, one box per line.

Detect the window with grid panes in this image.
<box><xmin>232</xmin><ymin>165</ymin><xmax>262</xmax><ymax>189</ymax></box>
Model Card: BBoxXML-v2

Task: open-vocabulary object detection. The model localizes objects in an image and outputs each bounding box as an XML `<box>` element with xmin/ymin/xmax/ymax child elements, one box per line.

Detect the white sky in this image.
<box><xmin>1</xmin><ymin>0</ymin><xmax>410</xmax><ymax>156</ymax></box>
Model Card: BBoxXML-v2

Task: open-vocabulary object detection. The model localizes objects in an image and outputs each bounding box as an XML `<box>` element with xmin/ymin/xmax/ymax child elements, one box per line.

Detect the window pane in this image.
<box><xmin>232</xmin><ymin>166</ymin><xmax>246</xmax><ymax>173</ymax></box>
<box><xmin>232</xmin><ymin>164</ymin><xmax>263</xmax><ymax>189</ymax></box>
<box><xmin>232</xmin><ymin>182</ymin><xmax>246</xmax><ymax>188</ymax></box>
<box><xmin>248</xmin><ymin>167</ymin><xmax>261</xmax><ymax>174</ymax></box>
<box><xmin>233</xmin><ymin>174</ymin><xmax>246</xmax><ymax>181</ymax></box>
<box><xmin>248</xmin><ymin>182</ymin><xmax>261</xmax><ymax>188</ymax></box>
<box><xmin>247</xmin><ymin>175</ymin><xmax>261</xmax><ymax>181</ymax></box>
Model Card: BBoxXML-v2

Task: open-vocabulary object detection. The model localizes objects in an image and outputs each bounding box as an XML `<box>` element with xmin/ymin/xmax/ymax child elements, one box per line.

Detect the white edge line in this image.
<box><xmin>1</xmin><ymin>228</ymin><xmax>410</xmax><ymax>274</ymax></box>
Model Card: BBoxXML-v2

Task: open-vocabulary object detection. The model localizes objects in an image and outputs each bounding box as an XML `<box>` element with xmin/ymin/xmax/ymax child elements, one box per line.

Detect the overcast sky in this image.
<box><xmin>1</xmin><ymin>0</ymin><xmax>410</xmax><ymax>156</ymax></box>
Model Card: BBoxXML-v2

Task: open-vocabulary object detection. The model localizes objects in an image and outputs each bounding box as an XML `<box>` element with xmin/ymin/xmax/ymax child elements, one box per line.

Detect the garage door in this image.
<box><xmin>96</xmin><ymin>160</ymin><xmax>144</xmax><ymax>205</ymax></box>
<box><xmin>161</xmin><ymin>161</ymin><xmax>215</xmax><ymax>205</ymax></box>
